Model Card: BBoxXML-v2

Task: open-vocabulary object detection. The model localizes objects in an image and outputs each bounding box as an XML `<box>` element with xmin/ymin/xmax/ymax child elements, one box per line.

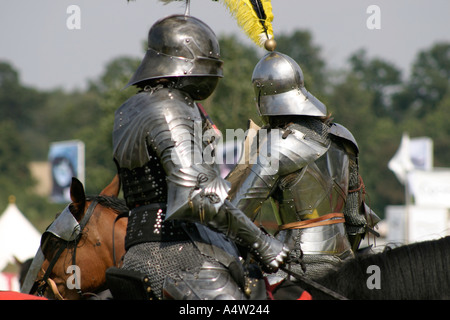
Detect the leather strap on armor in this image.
<box><xmin>278</xmin><ymin>213</ymin><xmax>345</xmax><ymax>231</ymax></box>
<box><xmin>125</xmin><ymin>203</ymin><xmax>189</xmax><ymax>250</ymax></box>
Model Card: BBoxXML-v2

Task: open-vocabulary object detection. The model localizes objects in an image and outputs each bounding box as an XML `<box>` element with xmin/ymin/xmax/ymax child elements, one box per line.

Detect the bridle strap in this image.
<box><xmin>32</xmin><ymin>243</ymin><xmax>68</xmax><ymax>296</ymax></box>
<box><xmin>280</xmin><ymin>266</ymin><xmax>349</xmax><ymax>300</ymax></box>
<box><xmin>79</xmin><ymin>199</ymin><xmax>99</xmax><ymax>230</ymax></box>
<box><xmin>72</xmin><ymin>200</ymin><xmax>99</xmax><ymax>268</ymax></box>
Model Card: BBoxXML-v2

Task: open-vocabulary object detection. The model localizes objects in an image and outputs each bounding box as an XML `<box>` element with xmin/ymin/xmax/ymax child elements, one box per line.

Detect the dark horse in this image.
<box><xmin>278</xmin><ymin>236</ymin><xmax>450</xmax><ymax>300</ymax></box>
<box><xmin>27</xmin><ymin>175</ymin><xmax>128</xmax><ymax>300</ymax></box>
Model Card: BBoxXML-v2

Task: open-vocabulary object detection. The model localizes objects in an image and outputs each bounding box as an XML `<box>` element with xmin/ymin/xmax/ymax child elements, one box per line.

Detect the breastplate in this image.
<box><xmin>275</xmin><ymin>141</ymin><xmax>349</xmax><ymax>222</ymax></box>
<box><xmin>273</xmin><ymin>140</ymin><xmax>352</xmax><ymax>255</ymax></box>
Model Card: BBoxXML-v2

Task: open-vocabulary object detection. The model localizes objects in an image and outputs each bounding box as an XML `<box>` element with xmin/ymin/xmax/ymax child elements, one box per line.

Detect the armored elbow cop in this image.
<box><xmin>162</xmin><ymin>165</ymin><xmax>287</xmax><ymax>272</ymax></box>
<box><xmin>188</xmin><ymin>193</ymin><xmax>289</xmax><ymax>273</ymax></box>
<box><xmin>163</xmin><ymin>168</ymin><xmax>287</xmax><ymax>272</ymax></box>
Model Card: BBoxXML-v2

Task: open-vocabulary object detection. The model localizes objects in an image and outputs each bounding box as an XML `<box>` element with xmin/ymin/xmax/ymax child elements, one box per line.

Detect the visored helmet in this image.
<box><xmin>252</xmin><ymin>51</ymin><xmax>327</xmax><ymax>117</ymax></box>
<box><xmin>127</xmin><ymin>14</ymin><xmax>223</xmax><ymax>100</ymax></box>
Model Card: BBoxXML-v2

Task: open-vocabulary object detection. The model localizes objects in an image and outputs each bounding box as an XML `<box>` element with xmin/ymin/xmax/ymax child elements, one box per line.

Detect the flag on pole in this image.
<box><xmin>388</xmin><ymin>133</ymin><xmax>433</xmax><ymax>184</ymax></box>
<box><xmin>388</xmin><ymin>133</ymin><xmax>415</xmax><ymax>184</ymax></box>
<box><xmin>408</xmin><ymin>136</ymin><xmax>433</xmax><ymax>171</ymax></box>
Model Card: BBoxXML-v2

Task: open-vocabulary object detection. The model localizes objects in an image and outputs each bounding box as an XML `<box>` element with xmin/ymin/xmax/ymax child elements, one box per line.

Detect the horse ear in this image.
<box><xmin>100</xmin><ymin>174</ymin><xmax>121</xmax><ymax>197</ymax></box>
<box><xmin>70</xmin><ymin>177</ymin><xmax>86</xmax><ymax>205</ymax></box>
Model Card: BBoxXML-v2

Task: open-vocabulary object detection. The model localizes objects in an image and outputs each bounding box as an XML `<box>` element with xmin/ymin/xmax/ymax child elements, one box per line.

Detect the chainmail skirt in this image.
<box><xmin>121</xmin><ymin>240</ymin><xmax>220</xmax><ymax>299</ymax></box>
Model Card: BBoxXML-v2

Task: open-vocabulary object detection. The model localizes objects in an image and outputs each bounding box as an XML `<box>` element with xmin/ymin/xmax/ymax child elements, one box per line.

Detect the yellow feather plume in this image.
<box><xmin>220</xmin><ymin>0</ymin><xmax>274</xmax><ymax>48</ymax></box>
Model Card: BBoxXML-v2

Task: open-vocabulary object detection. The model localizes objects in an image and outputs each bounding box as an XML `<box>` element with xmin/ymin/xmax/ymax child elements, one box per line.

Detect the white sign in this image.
<box><xmin>385</xmin><ymin>205</ymin><xmax>407</xmax><ymax>244</ymax></box>
<box><xmin>409</xmin><ymin>206</ymin><xmax>449</xmax><ymax>242</ymax></box>
<box><xmin>408</xmin><ymin>169</ymin><xmax>450</xmax><ymax>207</ymax></box>
<box><xmin>385</xmin><ymin>205</ymin><xmax>449</xmax><ymax>244</ymax></box>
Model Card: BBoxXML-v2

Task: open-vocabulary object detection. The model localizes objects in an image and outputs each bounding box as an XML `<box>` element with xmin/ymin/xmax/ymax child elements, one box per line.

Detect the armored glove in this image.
<box><xmin>202</xmin><ymin>199</ymin><xmax>289</xmax><ymax>273</ymax></box>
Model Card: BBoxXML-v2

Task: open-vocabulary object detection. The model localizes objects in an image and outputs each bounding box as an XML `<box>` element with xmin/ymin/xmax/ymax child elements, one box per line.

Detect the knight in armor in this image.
<box><xmin>227</xmin><ymin>51</ymin><xmax>380</xmax><ymax>290</ymax></box>
<box><xmin>106</xmin><ymin>14</ymin><xmax>288</xmax><ymax>300</ymax></box>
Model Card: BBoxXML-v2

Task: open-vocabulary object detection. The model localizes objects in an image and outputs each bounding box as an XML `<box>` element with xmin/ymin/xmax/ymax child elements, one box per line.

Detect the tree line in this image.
<box><xmin>0</xmin><ymin>29</ymin><xmax>449</xmax><ymax>231</ymax></box>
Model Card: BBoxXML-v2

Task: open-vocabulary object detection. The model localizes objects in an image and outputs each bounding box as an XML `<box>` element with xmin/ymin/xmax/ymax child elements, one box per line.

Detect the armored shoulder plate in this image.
<box><xmin>329</xmin><ymin>123</ymin><xmax>359</xmax><ymax>155</ymax></box>
<box><xmin>113</xmin><ymin>88</ymin><xmax>200</xmax><ymax>170</ymax></box>
<box><xmin>229</xmin><ymin>119</ymin><xmax>331</xmax><ymax>217</ymax></box>
<box><xmin>274</xmin><ymin>121</ymin><xmax>331</xmax><ymax>176</ymax></box>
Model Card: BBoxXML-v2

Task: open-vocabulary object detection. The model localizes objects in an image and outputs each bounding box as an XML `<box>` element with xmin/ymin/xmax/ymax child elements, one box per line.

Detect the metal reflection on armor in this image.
<box><xmin>229</xmin><ymin>118</ymin><xmax>365</xmax><ymax>278</ymax></box>
<box><xmin>252</xmin><ymin>51</ymin><xmax>327</xmax><ymax>118</ymax></box>
<box><xmin>110</xmin><ymin>15</ymin><xmax>289</xmax><ymax>300</ymax></box>
<box><xmin>125</xmin><ymin>15</ymin><xmax>223</xmax><ymax>100</ymax></box>
<box><xmin>113</xmin><ymin>86</ymin><xmax>288</xmax><ymax>271</ymax></box>
<box><xmin>227</xmin><ymin>51</ymin><xmax>378</xmax><ymax>280</ymax></box>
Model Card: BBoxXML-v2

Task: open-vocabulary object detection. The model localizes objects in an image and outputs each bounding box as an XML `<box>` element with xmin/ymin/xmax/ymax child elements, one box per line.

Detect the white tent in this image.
<box><xmin>0</xmin><ymin>196</ymin><xmax>41</xmax><ymax>271</ymax></box>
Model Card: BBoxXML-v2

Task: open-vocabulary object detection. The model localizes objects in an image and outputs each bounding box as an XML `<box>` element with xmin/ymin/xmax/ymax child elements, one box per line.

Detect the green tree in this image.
<box><xmin>79</xmin><ymin>56</ymin><xmax>140</xmax><ymax>193</ymax></box>
<box><xmin>202</xmin><ymin>35</ymin><xmax>260</xmax><ymax>133</ymax></box>
<box><xmin>392</xmin><ymin>42</ymin><xmax>450</xmax><ymax>119</ymax></box>
<box><xmin>348</xmin><ymin>49</ymin><xmax>402</xmax><ymax>118</ymax></box>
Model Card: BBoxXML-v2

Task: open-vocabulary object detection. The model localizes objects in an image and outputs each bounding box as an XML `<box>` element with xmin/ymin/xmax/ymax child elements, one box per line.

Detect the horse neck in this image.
<box><xmin>313</xmin><ymin>237</ymin><xmax>450</xmax><ymax>300</ymax></box>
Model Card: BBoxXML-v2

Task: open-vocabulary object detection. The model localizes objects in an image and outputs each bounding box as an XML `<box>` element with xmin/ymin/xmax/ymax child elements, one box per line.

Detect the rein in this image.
<box><xmin>280</xmin><ymin>266</ymin><xmax>349</xmax><ymax>300</ymax></box>
<box><xmin>31</xmin><ymin>199</ymin><xmax>99</xmax><ymax>298</ymax></box>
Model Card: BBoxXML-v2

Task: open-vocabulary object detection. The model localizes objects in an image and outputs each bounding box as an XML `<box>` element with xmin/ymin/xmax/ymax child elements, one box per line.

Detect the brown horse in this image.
<box><xmin>30</xmin><ymin>175</ymin><xmax>128</xmax><ymax>300</ymax></box>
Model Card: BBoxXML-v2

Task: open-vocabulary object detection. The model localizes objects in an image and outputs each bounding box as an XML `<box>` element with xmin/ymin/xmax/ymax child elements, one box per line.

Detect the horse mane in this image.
<box><xmin>86</xmin><ymin>195</ymin><xmax>129</xmax><ymax>216</ymax></box>
<box><xmin>308</xmin><ymin>236</ymin><xmax>450</xmax><ymax>299</ymax></box>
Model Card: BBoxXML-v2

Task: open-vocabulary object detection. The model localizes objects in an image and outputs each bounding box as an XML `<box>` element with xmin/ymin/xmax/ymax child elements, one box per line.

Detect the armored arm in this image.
<box><xmin>113</xmin><ymin>89</ymin><xmax>288</xmax><ymax>272</ymax></box>
<box><xmin>229</xmin><ymin>125</ymin><xmax>331</xmax><ymax>221</ymax></box>
<box><xmin>330</xmin><ymin>123</ymin><xmax>380</xmax><ymax>250</ymax></box>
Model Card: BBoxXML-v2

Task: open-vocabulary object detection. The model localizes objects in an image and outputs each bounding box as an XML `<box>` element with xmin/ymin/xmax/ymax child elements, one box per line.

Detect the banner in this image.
<box><xmin>409</xmin><ymin>136</ymin><xmax>433</xmax><ymax>171</ymax></box>
<box><xmin>388</xmin><ymin>133</ymin><xmax>433</xmax><ymax>184</ymax></box>
<box><xmin>48</xmin><ymin>140</ymin><xmax>85</xmax><ymax>203</ymax></box>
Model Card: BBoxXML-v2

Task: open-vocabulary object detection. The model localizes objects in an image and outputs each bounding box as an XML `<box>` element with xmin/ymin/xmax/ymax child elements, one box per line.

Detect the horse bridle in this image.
<box><xmin>30</xmin><ymin>199</ymin><xmax>99</xmax><ymax>298</ymax></box>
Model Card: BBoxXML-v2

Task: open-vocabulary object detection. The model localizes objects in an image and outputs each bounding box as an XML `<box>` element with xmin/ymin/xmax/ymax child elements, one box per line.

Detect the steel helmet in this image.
<box><xmin>252</xmin><ymin>51</ymin><xmax>327</xmax><ymax>117</ymax></box>
<box><xmin>126</xmin><ymin>14</ymin><xmax>223</xmax><ymax>100</ymax></box>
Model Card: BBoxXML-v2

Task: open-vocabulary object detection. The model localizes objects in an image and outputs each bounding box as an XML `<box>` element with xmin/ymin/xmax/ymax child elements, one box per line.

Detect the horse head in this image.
<box><xmin>32</xmin><ymin>175</ymin><xmax>128</xmax><ymax>300</ymax></box>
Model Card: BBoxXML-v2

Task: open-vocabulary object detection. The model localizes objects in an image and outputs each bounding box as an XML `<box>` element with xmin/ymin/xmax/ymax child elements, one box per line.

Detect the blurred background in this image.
<box><xmin>0</xmin><ymin>0</ymin><xmax>449</xmax><ymax>289</ymax></box>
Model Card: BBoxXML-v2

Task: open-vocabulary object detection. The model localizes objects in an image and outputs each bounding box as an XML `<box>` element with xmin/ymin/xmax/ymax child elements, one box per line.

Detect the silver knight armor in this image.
<box><xmin>227</xmin><ymin>52</ymin><xmax>379</xmax><ymax>281</ymax></box>
<box><xmin>109</xmin><ymin>15</ymin><xmax>288</xmax><ymax>300</ymax></box>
